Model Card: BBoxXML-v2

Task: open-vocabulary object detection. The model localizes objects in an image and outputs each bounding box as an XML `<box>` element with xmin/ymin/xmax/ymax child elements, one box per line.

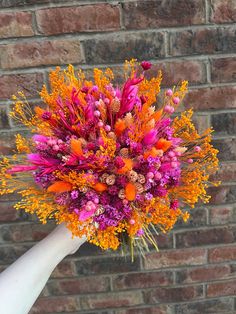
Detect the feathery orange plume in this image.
<box><xmin>155</xmin><ymin>138</ymin><xmax>172</xmax><ymax>152</ymax></box>
<box><xmin>93</xmin><ymin>182</ymin><xmax>107</xmax><ymax>192</ymax></box>
<box><xmin>71</xmin><ymin>138</ymin><xmax>83</xmax><ymax>156</ymax></box>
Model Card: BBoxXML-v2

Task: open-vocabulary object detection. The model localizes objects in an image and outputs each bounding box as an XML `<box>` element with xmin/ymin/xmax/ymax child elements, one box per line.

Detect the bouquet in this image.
<box><xmin>0</xmin><ymin>60</ymin><xmax>220</xmax><ymax>258</ymax></box>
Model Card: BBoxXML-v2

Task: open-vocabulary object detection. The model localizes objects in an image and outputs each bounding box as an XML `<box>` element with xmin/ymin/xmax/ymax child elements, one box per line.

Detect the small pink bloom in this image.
<box><xmin>187</xmin><ymin>158</ymin><xmax>193</xmax><ymax>164</ymax></box>
<box><xmin>166</xmin><ymin>89</ymin><xmax>173</xmax><ymax>97</ymax></box>
<box><xmin>141</xmin><ymin>61</ymin><xmax>152</xmax><ymax>71</ymax></box>
<box><xmin>129</xmin><ymin>219</ymin><xmax>135</xmax><ymax>225</ymax></box>
<box><xmin>154</xmin><ymin>172</ymin><xmax>162</xmax><ymax>180</ymax></box>
<box><xmin>194</xmin><ymin>146</ymin><xmax>201</xmax><ymax>152</ymax></box>
<box><xmin>173</xmin><ymin>97</ymin><xmax>180</xmax><ymax>105</ymax></box>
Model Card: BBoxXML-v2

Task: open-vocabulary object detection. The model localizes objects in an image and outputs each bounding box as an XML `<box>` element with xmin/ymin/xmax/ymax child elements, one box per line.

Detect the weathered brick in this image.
<box><xmin>36</xmin><ymin>4</ymin><xmax>120</xmax><ymax>35</ymax></box>
<box><xmin>209</xmin><ymin>245</ymin><xmax>236</xmax><ymax>262</ymax></box>
<box><xmin>116</xmin><ymin>305</ymin><xmax>173</xmax><ymax>314</ymax></box>
<box><xmin>209</xmin><ymin>205</ymin><xmax>236</xmax><ymax>225</ymax></box>
<box><xmin>211</xmin><ymin>112</ymin><xmax>236</xmax><ymax>135</ymax></box>
<box><xmin>175</xmin><ymin>298</ymin><xmax>234</xmax><ymax>314</ymax></box>
<box><xmin>75</xmin><ymin>256</ymin><xmax>140</xmax><ymax>276</ymax></box>
<box><xmin>144</xmin><ymin>285</ymin><xmax>203</xmax><ymax>303</ymax></box>
<box><xmin>211</xmin><ymin>57</ymin><xmax>236</xmax><ymax>83</ymax></box>
<box><xmin>192</xmin><ymin>114</ymin><xmax>210</xmax><ymax>134</ymax></box>
<box><xmin>0</xmin><ymin>222</ymin><xmax>54</xmax><ymax>243</ymax></box>
<box><xmin>30</xmin><ymin>296</ymin><xmax>80</xmax><ymax>313</ymax></box>
<box><xmin>175</xmin><ymin>207</ymin><xmax>207</xmax><ymax>229</ymax></box>
<box><xmin>207</xmin><ymin>280</ymin><xmax>236</xmax><ymax>297</ymax></box>
<box><xmin>0</xmin><ymin>243</ymin><xmax>32</xmax><ymax>265</ymax></box>
<box><xmin>175</xmin><ymin>226</ymin><xmax>236</xmax><ymax>248</ymax></box>
<box><xmin>80</xmin><ymin>291</ymin><xmax>143</xmax><ymax>310</ymax></box>
<box><xmin>143</xmin><ymin>248</ymin><xmax>207</xmax><ymax>270</ymax></box>
<box><xmin>0</xmin><ymin>107</ymin><xmax>10</xmax><ymax>129</ymax></box>
<box><xmin>123</xmin><ymin>0</ymin><xmax>205</xmax><ymax>29</ymax></box>
<box><xmin>112</xmin><ymin>271</ymin><xmax>173</xmax><ymax>290</ymax></box>
<box><xmin>176</xmin><ymin>265</ymin><xmax>233</xmax><ymax>284</ymax></box>
<box><xmin>51</xmin><ymin>260</ymin><xmax>76</xmax><ymax>278</ymax></box>
<box><xmin>170</xmin><ymin>27</ymin><xmax>236</xmax><ymax>56</ymax></box>
<box><xmin>84</xmin><ymin>32</ymin><xmax>165</xmax><ymax>64</ymax></box>
<box><xmin>208</xmin><ymin>185</ymin><xmax>236</xmax><ymax>204</ymax></box>
<box><xmin>47</xmin><ymin>276</ymin><xmax>110</xmax><ymax>295</ymax></box>
<box><xmin>210</xmin><ymin>0</ymin><xmax>236</xmax><ymax>23</ymax></box>
<box><xmin>0</xmin><ymin>39</ymin><xmax>84</xmax><ymax>70</ymax></box>
<box><xmin>184</xmin><ymin>86</ymin><xmax>236</xmax><ymax>110</ymax></box>
<box><xmin>212</xmin><ymin>138</ymin><xmax>236</xmax><ymax>161</ymax></box>
<box><xmin>0</xmin><ymin>202</ymin><xmax>18</xmax><ymax>222</ymax></box>
<box><xmin>0</xmin><ymin>130</ymin><xmax>30</xmax><ymax>155</ymax></box>
<box><xmin>0</xmin><ymin>11</ymin><xmax>33</xmax><ymax>38</ymax></box>
<box><xmin>149</xmin><ymin>60</ymin><xmax>206</xmax><ymax>86</ymax></box>
<box><xmin>0</xmin><ymin>0</ymin><xmax>51</xmax><ymax>7</ymax></box>
<box><xmin>211</xmin><ymin>162</ymin><xmax>236</xmax><ymax>182</ymax></box>
<box><xmin>0</xmin><ymin>73</ymin><xmax>44</xmax><ymax>100</ymax></box>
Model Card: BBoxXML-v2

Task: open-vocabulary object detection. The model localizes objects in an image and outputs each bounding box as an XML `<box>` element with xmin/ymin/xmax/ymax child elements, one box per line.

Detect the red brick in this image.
<box><xmin>51</xmin><ymin>260</ymin><xmax>76</xmax><ymax>278</ymax></box>
<box><xmin>47</xmin><ymin>276</ymin><xmax>110</xmax><ymax>295</ymax></box>
<box><xmin>210</xmin><ymin>0</ymin><xmax>236</xmax><ymax>23</ymax></box>
<box><xmin>211</xmin><ymin>57</ymin><xmax>236</xmax><ymax>83</ymax></box>
<box><xmin>30</xmin><ymin>296</ymin><xmax>80</xmax><ymax>313</ymax></box>
<box><xmin>176</xmin><ymin>265</ymin><xmax>232</xmax><ymax>284</ymax></box>
<box><xmin>116</xmin><ymin>305</ymin><xmax>173</xmax><ymax>314</ymax></box>
<box><xmin>0</xmin><ymin>39</ymin><xmax>84</xmax><ymax>70</ymax></box>
<box><xmin>207</xmin><ymin>280</ymin><xmax>236</xmax><ymax>297</ymax></box>
<box><xmin>0</xmin><ymin>11</ymin><xmax>33</xmax><ymax>38</ymax></box>
<box><xmin>0</xmin><ymin>0</ymin><xmax>51</xmax><ymax>8</ymax></box>
<box><xmin>143</xmin><ymin>248</ymin><xmax>207</xmax><ymax>270</ymax></box>
<box><xmin>170</xmin><ymin>27</ymin><xmax>236</xmax><ymax>56</ymax></box>
<box><xmin>211</xmin><ymin>162</ymin><xmax>236</xmax><ymax>182</ymax></box>
<box><xmin>208</xmin><ymin>185</ymin><xmax>236</xmax><ymax>205</ymax></box>
<box><xmin>112</xmin><ymin>271</ymin><xmax>173</xmax><ymax>290</ymax></box>
<box><xmin>144</xmin><ymin>285</ymin><xmax>203</xmax><ymax>303</ymax></box>
<box><xmin>184</xmin><ymin>86</ymin><xmax>236</xmax><ymax>110</ymax></box>
<box><xmin>80</xmin><ymin>291</ymin><xmax>143</xmax><ymax>310</ymax></box>
<box><xmin>175</xmin><ymin>227</ymin><xmax>236</xmax><ymax>248</ymax></box>
<box><xmin>0</xmin><ymin>73</ymin><xmax>44</xmax><ymax>100</ymax></box>
<box><xmin>123</xmin><ymin>0</ymin><xmax>205</xmax><ymax>29</ymax></box>
<box><xmin>149</xmin><ymin>60</ymin><xmax>206</xmax><ymax>86</ymax></box>
<box><xmin>36</xmin><ymin>4</ymin><xmax>120</xmax><ymax>35</ymax></box>
<box><xmin>209</xmin><ymin>205</ymin><xmax>236</xmax><ymax>225</ymax></box>
<box><xmin>209</xmin><ymin>245</ymin><xmax>236</xmax><ymax>262</ymax></box>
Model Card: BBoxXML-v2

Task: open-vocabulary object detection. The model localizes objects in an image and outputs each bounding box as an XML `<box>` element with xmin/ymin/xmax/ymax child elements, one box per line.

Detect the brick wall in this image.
<box><xmin>0</xmin><ymin>0</ymin><xmax>236</xmax><ymax>313</ymax></box>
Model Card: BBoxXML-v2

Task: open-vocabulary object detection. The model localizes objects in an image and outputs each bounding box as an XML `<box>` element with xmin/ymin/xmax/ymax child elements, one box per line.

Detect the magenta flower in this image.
<box><xmin>141</xmin><ymin>61</ymin><xmax>152</xmax><ymax>71</ymax></box>
<box><xmin>79</xmin><ymin>207</ymin><xmax>96</xmax><ymax>221</ymax></box>
<box><xmin>118</xmin><ymin>75</ymin><xmax>143</xmax><ymax>117</ymax></box>
<box><xmin>142</xmin><ymin>129</ymin><xmax>158</xmax><ymax>146</ymax></box>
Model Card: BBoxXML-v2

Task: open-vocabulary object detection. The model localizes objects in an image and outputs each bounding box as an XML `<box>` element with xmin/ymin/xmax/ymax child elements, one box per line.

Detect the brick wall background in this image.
<box><xmin>0</xmin><ymin>0</ymin><xmax>236</xmax><ymax>313</ymax></box>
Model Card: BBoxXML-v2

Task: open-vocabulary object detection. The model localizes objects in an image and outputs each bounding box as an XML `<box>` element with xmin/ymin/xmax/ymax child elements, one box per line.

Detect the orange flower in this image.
<box><xmin>47</xmin><ymin>181</ymin><xmax>73</xmax><ymax>193</ymax></box>
<box><xmin>117</xmin><ymin>158</ymin><xmax>133</xmax><ymax>174</ymax></box>
<box><xmin>125</xmin><ymin>182</ymin><xmax>136</xmax><ymax>201</ymax></box>
<box><xmin>114</xmin><ymin>119</ymin><xmax>126</xmax><ymax>136</ymax></box>
<box><xmin>155</xmin><ymin>138</ymin><xmax>172</xmax><ymax>152</ymax></box>
<box><xmin>93</xmin><ymin>182</ymin><xmax>107</xmax><ymax>192</ymax></box>
<box><xmin>71</xmin><ymin>138</ymin><xmax>83</xmax><ymax>156</ymax></box>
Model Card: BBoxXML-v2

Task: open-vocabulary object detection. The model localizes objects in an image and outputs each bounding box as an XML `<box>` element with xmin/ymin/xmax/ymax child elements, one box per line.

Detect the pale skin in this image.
<box><xmin>0</xmin><ymin>223</ymin><xmax>86</xmax><ymax>314</ymax></box>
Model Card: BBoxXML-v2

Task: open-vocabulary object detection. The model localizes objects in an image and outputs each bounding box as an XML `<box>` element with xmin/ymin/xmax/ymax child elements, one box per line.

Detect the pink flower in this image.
<box><xmin>141</xmin><ymin>61</ymin><xmax>152</xmax><ymax>70</ymax></box>
<box><xmin>142</xmin><ymin>129</ymin><xmax>158</xmax><ymax>146</ymax></box>
<box><xmin>118</xmin><ymin>75</ymin><xmax>143</xmax><ymax>117</ymax></box>
<box><xmin>7</xmin><ymin>165</ymin><xmax>37</xmax><ymax>173</ymax></box>
<box><xmin>79</xmin><ymin>207</ymin><xmax>96</xmax><ymax>221</ymax></box>
<box><xmin>32</xmin><ymin>135</ymin><xmax>48</xmax><ymax>143</ymax></box>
